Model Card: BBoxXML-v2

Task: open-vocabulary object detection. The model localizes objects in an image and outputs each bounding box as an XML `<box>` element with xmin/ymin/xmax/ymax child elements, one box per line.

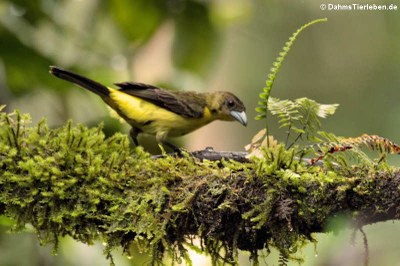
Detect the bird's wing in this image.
<box><xmin>114</xmin><ymin>82</ymin><xmax>205</xmax><ymax>119</ymax></box>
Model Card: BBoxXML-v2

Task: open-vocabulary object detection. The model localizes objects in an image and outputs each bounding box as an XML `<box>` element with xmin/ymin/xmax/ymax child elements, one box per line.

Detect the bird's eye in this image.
<box><xmin>227</xmin><ymin>100</ymin><xmax>235</xmax><ymax>108</ymax></box>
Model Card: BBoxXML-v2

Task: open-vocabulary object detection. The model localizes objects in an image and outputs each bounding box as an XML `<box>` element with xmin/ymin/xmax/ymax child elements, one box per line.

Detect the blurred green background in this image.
<box><xmin>1</xmin><ymin>0</ymin><xmax>399</xmax><ymax>265</ymax></box>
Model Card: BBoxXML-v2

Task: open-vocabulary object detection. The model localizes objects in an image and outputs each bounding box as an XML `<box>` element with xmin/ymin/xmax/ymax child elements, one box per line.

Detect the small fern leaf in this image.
<box><xmin>295</xmin><ymin>98</ymin><xmax>338</xmax><ymax>135</ymax></box>
<box><xmin>316</xmin><ymin>103</ymin><xmax>339</xmax><ymax>118</ymax></box>
<box><xmin>255</xmin><ymin>18</ymin><xmax>328</xmax><ymax>120</ymax></box>
<box><xmin>268</xmin><ymin>97</ymin><xmax>301</xmax><ymax>129</ymax></box>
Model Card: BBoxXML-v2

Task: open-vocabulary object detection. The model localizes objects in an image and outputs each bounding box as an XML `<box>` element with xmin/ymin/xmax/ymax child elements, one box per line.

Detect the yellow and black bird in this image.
<box><xmin>49</xmin><ymin>66</ymin><xmax>247</xmax><ymax>149</ymax></box>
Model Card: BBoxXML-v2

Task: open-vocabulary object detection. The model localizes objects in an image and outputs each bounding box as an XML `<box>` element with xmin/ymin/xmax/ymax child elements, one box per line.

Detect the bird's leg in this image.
<box><xmin>162</xmin><ymin>141</ymin><xmax>181</xmax><ymax>153</ymax></box>
<box><xmin>156</xmin><ymin>131</ymin><xmax>182</xmax><ymax>155</ymax></box>
<box><xmin>160</xmin><ymin>141</ymin><xmax>185</xmax><ymax>157</ymax></box>
<box><xmin>129</xmin><ymin>127</ymin><xmax>141</xmax><ymax>146</ymax></box>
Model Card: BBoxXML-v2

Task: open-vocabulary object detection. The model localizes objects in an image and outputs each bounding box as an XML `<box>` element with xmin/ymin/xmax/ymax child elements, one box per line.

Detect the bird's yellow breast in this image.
<box><xmin>108</xmin><ymin>88</ymin><xmax>213</xmax><ymax>137</ymax></box>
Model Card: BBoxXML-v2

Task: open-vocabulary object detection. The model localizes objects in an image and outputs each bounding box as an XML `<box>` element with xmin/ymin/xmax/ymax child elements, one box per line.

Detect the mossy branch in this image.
<box><xmin>1</xmin><ymin>110</ymin><xmax>400</xmax><ymax>265</ymax></box>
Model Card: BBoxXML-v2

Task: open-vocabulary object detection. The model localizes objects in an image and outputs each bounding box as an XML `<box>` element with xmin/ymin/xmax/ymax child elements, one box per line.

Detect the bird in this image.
<box><xmin>49</xmin><ymin>66</ymin><xmax>247</xmax><ymax>150</ymax></box>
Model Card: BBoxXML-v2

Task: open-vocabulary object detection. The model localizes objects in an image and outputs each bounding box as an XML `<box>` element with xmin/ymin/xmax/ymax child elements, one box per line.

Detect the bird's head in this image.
<box><xmin>207</xmin><ymin>92</ymin><xmax>247</xmax><ymax>126</ymax></box>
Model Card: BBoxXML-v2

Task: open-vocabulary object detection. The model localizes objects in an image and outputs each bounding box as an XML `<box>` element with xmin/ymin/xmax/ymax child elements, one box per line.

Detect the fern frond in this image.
<box><xmin>309</xmin><ymin>144</ymin><xmax>353</xmax><ymax>165</ymax></box>
<box><xmin>268</xmin><ymin>97</ymin><xmax>301</xmax><ymax>129</ymax></box>
<box><xmin>309</xmin><ymin>134</ymin><xmax>400</xmax><ymax>164</ymax></box>
<box><xmin>341</xmin><ymin>134</ymin><xmax>400</xmax><ymax>154</ymax></box>
<box><xmin>295</xmin><ymin>98</ymin><xmax>338</xmax><ymax>136</ymax></box>
<box><xmin>255</xmin><ymin>18</ymin><xmax>328</xmax><ymax>120</ymax></box>
<box><xmin>267</xmin><ymin>97</ymin><xmax>338</xmax><ymax>148</ymax></box>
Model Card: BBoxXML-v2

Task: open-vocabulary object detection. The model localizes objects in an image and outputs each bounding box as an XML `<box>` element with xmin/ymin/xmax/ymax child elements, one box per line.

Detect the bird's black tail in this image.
<box><xmin>49</xmin><ymin>66</ymin><xmax>110</xmax><ymax>97</ymax></box>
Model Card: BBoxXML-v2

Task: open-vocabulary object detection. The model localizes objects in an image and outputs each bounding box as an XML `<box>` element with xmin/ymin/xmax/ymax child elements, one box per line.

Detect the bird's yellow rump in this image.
<box><xmin>49</xmin><ymin>66</ymin><xmax>247</xmax><ymax>149</ymax></box>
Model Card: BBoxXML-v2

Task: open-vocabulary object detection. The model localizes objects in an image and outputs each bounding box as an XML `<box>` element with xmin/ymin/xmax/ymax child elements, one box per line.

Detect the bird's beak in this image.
<box><xmin>230</xmin><ymin>111</ymin><xmax>247</xmax><ymax>126</ymax></box>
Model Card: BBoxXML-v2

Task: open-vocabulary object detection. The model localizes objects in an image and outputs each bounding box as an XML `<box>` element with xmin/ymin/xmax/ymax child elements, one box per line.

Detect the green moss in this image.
<box><xmin>1</xmin><ymin>110</ymin><xmax>400</xmax><ymax>265</ymax></box>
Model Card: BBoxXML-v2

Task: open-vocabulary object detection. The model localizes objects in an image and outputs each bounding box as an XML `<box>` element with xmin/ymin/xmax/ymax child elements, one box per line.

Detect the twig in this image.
<box><xmin>151</xmin><ymin>147</ymin><xmax>250</xmax><ymax>163</ymax></box>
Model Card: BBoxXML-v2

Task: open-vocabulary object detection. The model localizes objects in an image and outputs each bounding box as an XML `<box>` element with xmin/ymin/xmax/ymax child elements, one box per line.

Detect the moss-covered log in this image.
<box><xmin>1</xmin><ymin>110</ymin><xmax>400</xmax><ymax>265</ymax></box>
